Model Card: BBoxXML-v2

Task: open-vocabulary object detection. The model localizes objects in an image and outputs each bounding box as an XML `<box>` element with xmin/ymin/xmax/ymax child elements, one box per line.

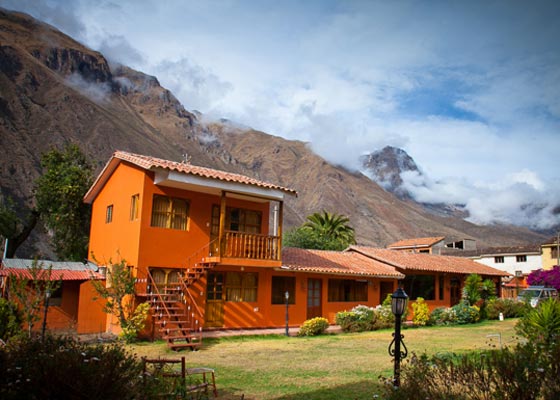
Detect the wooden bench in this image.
<box><xmin>142</xmin><ymin>356</ymin><xmax>218</xmax><ymax>398</ymax></box>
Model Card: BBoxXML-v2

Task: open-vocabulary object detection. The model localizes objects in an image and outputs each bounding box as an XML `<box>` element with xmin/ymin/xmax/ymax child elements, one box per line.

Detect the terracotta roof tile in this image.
<box><xmin>114</xmin><ymin>151</ymin><xmax>297</xmax><ymax>195</ymax></box>
<box><xmin>387</xmin><ymin>236</ymin><xmax>445</xmax><ymax>249</ymax></box>
<box><xmin>348</xmin><ymin>246</ymin><xmax>509</xmax><ymax>276</ymax></box>
<box><xmin>281</xmin><ymin>247</ymin><xmax>404</xmax><ymax>278</ymax></box>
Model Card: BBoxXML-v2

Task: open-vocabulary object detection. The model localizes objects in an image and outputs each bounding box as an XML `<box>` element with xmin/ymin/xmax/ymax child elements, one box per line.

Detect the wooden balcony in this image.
<box><xmin>217</xmin><ymin>231</ymin><xmax>281</xmax><ymax>266</ymax></box>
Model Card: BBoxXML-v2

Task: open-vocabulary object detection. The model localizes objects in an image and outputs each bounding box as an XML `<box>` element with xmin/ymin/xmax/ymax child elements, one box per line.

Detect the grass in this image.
<box><xmin>130</xmin><ymin>319</ymin><xmax>519</xmax><ymax>400</ymax></box>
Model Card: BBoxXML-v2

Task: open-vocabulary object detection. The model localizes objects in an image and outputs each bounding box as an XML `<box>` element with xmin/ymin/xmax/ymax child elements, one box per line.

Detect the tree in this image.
<box><xmin>8</xmin><ymin>259</ymin><xmax>61</xmax><ymax>338</ymax></box>
<box><xmin>34</xmin><ymin>144</ymin><xmax>93</xmax><ymax>261</ymax></box>
<box><xmin>91</xmin><ymin>259</ymin><xmax>149</xmax><ymax>342</ymax></box>
<box><xmin>0</xmin><ymin>196</ymin><xmax>39</xmax><ymax>258</ymax></box>
<box><xmin>284</xmin><ymin>210</ymin><xmax>356</xmax><ymax>251</ymax></box>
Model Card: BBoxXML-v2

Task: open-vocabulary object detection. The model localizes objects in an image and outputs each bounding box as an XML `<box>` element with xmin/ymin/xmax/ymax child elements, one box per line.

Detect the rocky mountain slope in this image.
<box><xmin>0</xmin><ymin>9</ymin><xmax>546</xmax><ymax>258</ymax></box>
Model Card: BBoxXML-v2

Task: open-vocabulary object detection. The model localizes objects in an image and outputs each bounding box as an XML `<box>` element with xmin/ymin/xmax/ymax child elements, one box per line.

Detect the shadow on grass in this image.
<box><xmin>209</xmin><ymin>380</ymin><xmax>384</xmax><ymax>400</ymax></box>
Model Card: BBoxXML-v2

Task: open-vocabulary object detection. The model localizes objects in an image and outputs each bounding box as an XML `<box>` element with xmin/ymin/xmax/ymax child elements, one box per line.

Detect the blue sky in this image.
<box><xmin>2</xmin><ymin>0</ymin><xmax>559</xmax><ymax>229</ymax></box>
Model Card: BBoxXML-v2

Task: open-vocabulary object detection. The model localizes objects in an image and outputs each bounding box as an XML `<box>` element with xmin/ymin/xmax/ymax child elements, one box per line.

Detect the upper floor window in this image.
<box><xmin>516</xmin><ymin>255</ymin><xmax>527</xmax><ymax>263</ymax></box>
<box><xmin>151</xmin><ymin>195</ymin><xmax>189</xmax><ymax>230</ymax></box>
<box><xmin>130</xmin><ymin>194</ymin><xmax>139</xmax><ymax>221</ymax></box>
<box><xmin>211</xmin><ymin>205</ymin><xmax>262</xmax><ymax>236</ymax></box>
<box><xmin>494</xmin><ymin>256</ymin><xmax>504</xmax><ymax>264</ymax></box>
<box><xmin>105</xmin><ymin>205</ymin><xmax>113</xmax><ymax>223</ymax></box>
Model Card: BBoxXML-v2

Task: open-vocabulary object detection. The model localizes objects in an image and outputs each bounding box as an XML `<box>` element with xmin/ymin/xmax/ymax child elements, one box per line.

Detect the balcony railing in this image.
<box><xmin>221</xmin><ymin>231</ymin><xmax>280</xmax><ymax>261</ymax></box>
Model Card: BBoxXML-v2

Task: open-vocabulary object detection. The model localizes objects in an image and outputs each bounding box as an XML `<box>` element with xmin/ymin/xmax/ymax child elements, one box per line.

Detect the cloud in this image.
<box><xmin>65</xmin><ymin>73</ymin><xmax>111</xmax><ymax>104</ymax></box>
<box><xmin>149</xmin><ymin>58</ymin><xmax>233</xmax><ymax>113</ymax></box>
<box><xmin>400</xmin><ymin>168</ymin><xmax>560</xmax><ymax>230</ymax></box>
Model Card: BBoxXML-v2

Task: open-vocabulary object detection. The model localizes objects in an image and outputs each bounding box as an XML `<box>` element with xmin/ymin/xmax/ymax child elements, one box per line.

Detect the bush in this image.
<box><xmin>297</xmin><ymin>317</ymin><xmax>330</xmax><ymax>336</ymax></box>
<box><xmin>379</xmin><ymin>341</ymin><xmax>560</xmax><ymax>400</ymax></box>
<box><xmin>0</xmin><ymin>298</ymin><xmax>22</xmax><ymax>341</ymax></box>
<box><xmin>486</xmin><ymin>298</ymin><xmax>527</xmax><ymax>320</ymax></box>
<box><xmin>0</xmin><ymin>335</ymin><xmax>154</xmax><ymax>399</ymax></box>
<box><xmin>335</xmin><ymin>305</ymin><xmax>375</xmax><ymax>332</ymax></box>
<box><xmin>452</xmin><ymin>302</ymin><xmax>480</xmax><ymax>324</ymax></box>
<box><xmin>411</xmin><ymin>297</ymin><xmax>430</xmax><ymax>326</ymax></box>
<box><xmin>516</xmin><ymin>298</ymin><xmax>560</xmax><ymax>347</ymax></box>
<box><xmin>429</xmin><ymin>307</ymin><xmax>457</xmax><ymax>326</ymax></box>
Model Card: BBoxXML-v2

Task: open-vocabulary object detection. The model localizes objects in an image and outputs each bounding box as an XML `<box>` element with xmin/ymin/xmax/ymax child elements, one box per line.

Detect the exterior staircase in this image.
<box><xmin>146</xmin><ymin>242</ymin><xmax>216</xmax><ymax>351</ymax></box>
<box><xmin>147</xmin><ymin>285</ymin><xmax>202</xmax><ymax>351</ymax></box>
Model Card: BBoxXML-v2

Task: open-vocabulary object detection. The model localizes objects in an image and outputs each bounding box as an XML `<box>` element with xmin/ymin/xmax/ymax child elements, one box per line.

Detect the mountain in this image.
<box><xmin>0</xmin><ymin>9</ymin><xmax>547</xmax><ymax>258</ymax></box>
<box><xmin>361</xmin><ymin>146</ymin><xmax>419</xmax><ymax>199</ymax></box>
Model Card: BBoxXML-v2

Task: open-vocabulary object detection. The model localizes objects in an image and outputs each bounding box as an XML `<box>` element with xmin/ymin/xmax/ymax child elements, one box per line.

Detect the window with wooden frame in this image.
<box><xmin>328</xmin><ymin>279</ymin><xmax>368</xmax><ymax>302</ymax></box>
<box><xmin>516</xmin><ymin>255</ymin><xmax>527</xmax><ymax>263</ymax></box>
<box><xmin>105</xmin><ymin>205</ymin><xmax>113</xmax><ymax>223</ymax></box>
<box><xmin>130</xmin><ymin>194</ymin><xmax>139</xmax><ymax>221</ymax></box>
<box><xmin>225</xmin><ymin>272</ymin><xmax>258</xmax><ymax>302</ymax></box>
<box><xmin>150</xmin><ymin>195</ymin><xmax>189</xmax><ymax>230</ymax></box>
<box><xmin>494</xmin><ymin>256</ymin><xmax>505</xmax><ymax>264</ymax></box>
<box><xmin>211</xmin><ymin>205</ymin><xmax>262</xmax><ymax>235</ymax></box>
<box><xmin>271</xmin><ymin>276</ymin><xmax>295</xmax><ymax>304</ymax></box>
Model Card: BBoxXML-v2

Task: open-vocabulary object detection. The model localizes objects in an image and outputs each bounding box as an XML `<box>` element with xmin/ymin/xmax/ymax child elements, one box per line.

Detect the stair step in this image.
<box><xmin>154</xmin><ymin>320</ymin><xmax>190</xmax><ymax>325</ymax></box>
<box><xmin>164</xmin><ymin>334</ymin><xmax>200</xmax><ymax>341</ymax></box>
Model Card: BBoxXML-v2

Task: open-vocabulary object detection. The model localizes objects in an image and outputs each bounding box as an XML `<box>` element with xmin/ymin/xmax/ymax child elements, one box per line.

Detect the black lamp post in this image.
<box><xmin>388</xmin><ymin>287</ymin><xmax>408</xmax><ymax>387</ymax></box>
<box><xmin>41</xmin><ymin>288</ymin><xmax>51</xmax><ymax>341</ymax></box>
<box><xmin>285</xmin><ymin>291</ymin><xmax>290</xmax><ymax>336</ymax></box>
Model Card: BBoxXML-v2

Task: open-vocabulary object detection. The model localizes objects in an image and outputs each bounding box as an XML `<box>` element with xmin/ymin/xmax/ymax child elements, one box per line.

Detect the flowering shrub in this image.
<box><xmin>411</xmin><ymin>298</ymin><xmax>430</xmax><ymax>326</ymax></box>
<box><xmin>486</xmin><ymin>298</ymin><xmax>527</xmax><ymax>320</ymax></box>
<box><xmin>297</xmin><ymin>317</ymin><xmax>330</xmax><ymax>336</ymax></box>
<box><xmin>527</xmin><ymin>266</ymin><xmax>560</xmax><ymax>290</ymax></box>
<box><xmin>335</xmin><ymin>305</ymin><xmax>375</xmax><ymax>332</ymax></box>
<box><xmin>429</xmin><ymin>307</ymin><xmax>457</xmax><ymax>326</ymax></box>
<box><xmin>452</xmin><ymin>302</ymin><xmax>480</xmax><ymax>324</ymax></box>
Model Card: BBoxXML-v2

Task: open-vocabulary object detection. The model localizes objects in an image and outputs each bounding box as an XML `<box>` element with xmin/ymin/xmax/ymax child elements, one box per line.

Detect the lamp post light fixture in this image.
<box><xmin>285</xmin><ymin>291</ymin><xmax>290</xmax><ymax>337</ymax></box>
<box><xmin>41</xmin><ymin>288</ymin><xmax>52</xmax><ymax>341</ymax></box>
<box><xmin>388</xmin><ymin>287</ymin><xmax>408</xmax><ymax>387</ymax></box>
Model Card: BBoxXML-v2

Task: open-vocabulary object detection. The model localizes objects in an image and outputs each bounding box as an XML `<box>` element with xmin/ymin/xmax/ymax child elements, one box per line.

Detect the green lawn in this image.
<box><xmin>130</xmin><ymin>319</ymin><xmax>519</xmax><ymax>400</ymax></box>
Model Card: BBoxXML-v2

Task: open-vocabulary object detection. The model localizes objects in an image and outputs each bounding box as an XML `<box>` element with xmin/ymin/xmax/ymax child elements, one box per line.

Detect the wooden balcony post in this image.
<box><xmin>277</xmin><ymin>201</ymin><xmax>284</xmax><ymax>261</ymax></box>
<box><xmin>218</xmin><ymin>191</ymin><xmax>227</xmax><ymax>257</ymax></box>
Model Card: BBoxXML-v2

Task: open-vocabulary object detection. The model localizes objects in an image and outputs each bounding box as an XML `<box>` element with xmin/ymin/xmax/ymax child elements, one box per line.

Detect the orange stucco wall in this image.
<box><xmin>76</xmin><ymin>280</ymin><xmax>107</xmax><ymax>334</ymax></box>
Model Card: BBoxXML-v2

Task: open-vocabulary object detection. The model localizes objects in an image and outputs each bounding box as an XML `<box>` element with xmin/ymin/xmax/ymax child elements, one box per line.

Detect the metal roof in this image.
<box><xmin>0</xmin><ymin>259</ymin><xmax>104</xmax><ymax>280</ymax></box>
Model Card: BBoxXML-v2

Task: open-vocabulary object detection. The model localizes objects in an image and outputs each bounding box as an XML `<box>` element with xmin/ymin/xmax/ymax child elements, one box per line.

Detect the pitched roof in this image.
<box><xmin>0</xmin><ymin>259</ymin><xmax>105</xmax><ymax>280</ymax></box>
<box><xmin>281</xmin><ymin>247</ymin><xmax>404</xmax><ymax>279</ymax></box>
<box><xmin>387</xmin><ymin>236</ymin><xmax>445</xmax><ymax>249</ymax></box>
<box><xmin>84</xmin><ymin>150</ymin><xmax>297</xmax><ymax>203</ymax></box>
<box><xmin>348</xmin><ymin>246</ymin><xmax>509</xmax><ymax>276</ymax></box>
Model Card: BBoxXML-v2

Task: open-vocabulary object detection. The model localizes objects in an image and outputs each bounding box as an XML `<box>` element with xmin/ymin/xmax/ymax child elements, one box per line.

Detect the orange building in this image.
<box><xmin>82</xmin><ymin>151</ymin><xmax>509</xmax><ymax>349</ymax></box>
<box><xmin>0</xmin><ymin>259</ymin><xmax>106</xmax><ymax>334</ymax></box>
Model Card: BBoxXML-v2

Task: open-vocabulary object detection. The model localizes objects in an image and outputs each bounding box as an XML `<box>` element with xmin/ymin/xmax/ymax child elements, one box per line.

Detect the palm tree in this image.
<box><xmin>302</xmin><ymin>210</ymin><xmax>356</xmax><ymax>246</ymax></box>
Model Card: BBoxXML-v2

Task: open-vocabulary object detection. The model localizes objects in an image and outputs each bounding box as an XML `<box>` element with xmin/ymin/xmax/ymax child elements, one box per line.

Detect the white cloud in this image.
<box><xmin>3</xmin><ymin>0</ymin><xmax>560</xmax><ymax>230</ymax></box>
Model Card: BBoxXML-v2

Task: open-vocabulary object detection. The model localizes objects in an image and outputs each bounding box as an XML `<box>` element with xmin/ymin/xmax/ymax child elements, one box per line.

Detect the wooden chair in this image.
<box><xmin>142</xmin><ymin>357</ymin><xmax>218</xmax><ymax>398</ymax></box>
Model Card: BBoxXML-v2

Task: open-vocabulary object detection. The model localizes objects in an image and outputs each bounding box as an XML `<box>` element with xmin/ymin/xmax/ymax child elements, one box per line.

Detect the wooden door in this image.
<box><xmin>205</xmin><ymin>272</ymin><xmax>224</xmax><ymax>327</ymax></box>
<box><xmin>380</xmin><ymin>281</ymin><xmax>394</xmax><ymax>305</ymax></box>
<box><xmin>450</xmin><ymin>277</ymin><xmax>461</xmax><ymax>306</ymax></box>
<box><xmin>307</xmin><ymin>278</ymin><xmax>322</xmax><ymax>319</ymax></box>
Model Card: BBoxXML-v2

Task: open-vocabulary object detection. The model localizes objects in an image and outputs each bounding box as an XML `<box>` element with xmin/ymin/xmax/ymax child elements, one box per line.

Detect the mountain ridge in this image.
<box><xmin>0</xmin><ymin>8</ymin><xmax>547</xmax><ymax>258</ymax></box>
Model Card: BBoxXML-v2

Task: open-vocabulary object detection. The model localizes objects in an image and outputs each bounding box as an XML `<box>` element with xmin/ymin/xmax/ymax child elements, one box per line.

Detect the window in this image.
<box><xmin>151</xmin><ymin>195</ymin><xmax>189</xmax><ymax>230</ymax></box>
<box><xmin>328</xmin><ymin>279</ymin><xmax>368</xmax><ymax>302</ymax></box>
<box><xmin>551</xmin><ymin>247</ymin><xmax>558</xmax><ymax>260</ymax></box>
<box><xmin>516</xmin><ymin>255</ymin><xmax>527</xmax><ymax>263</ymax></box>
<box><xmin>272</xmin><ymin>276</ymin><xmax>295</xmax><ymax>304</ymax></box>
<box><xmin>105</xmin><ymin>205</ymin><xmax>113</xmax><ymax>223</ymax></box>
<box><xmin>494</xmin><ymin>256</ymin><xmax>504</xmax><ymax>264</ymax></box>
<box><xmin>211</xmin><ymin>205</ymin><xmax>262</xmax><ymax>235</ymax></box>
<box><xmin>130</xmin><ymin>194</ymin><xmax>139</xmax><ymax>220</ymax></box>
<box><xmin>225</xmin><ymin>272</ymin><xmax>258</xmax><ymax>302</ymax></box>
<box><xmin>402</xmin><ymin>275</ymin><xmax>435</xmax><ymax>300</ymax></box>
